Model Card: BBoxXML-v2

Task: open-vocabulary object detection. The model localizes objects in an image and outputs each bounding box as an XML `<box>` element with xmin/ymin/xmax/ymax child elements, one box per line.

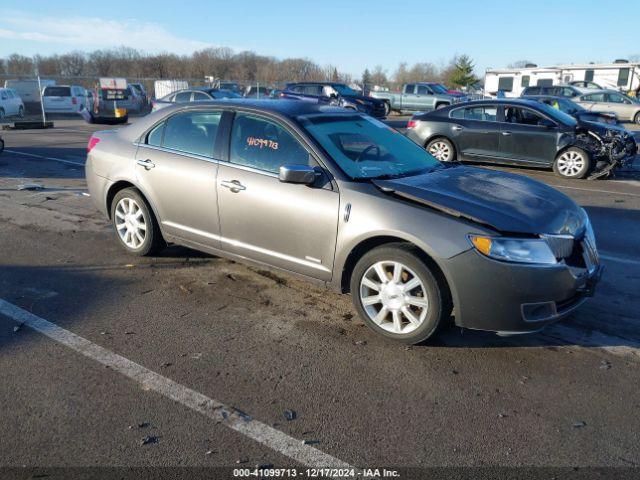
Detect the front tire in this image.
<box><xmin>110</xmin><ymin>188</ymin><xmax>164</xmax><ymax>256</ymax></box>
<box><xmin>426</xmin><ymin>137</ymin><xmax>456</xmax><ymax>162</ymax></box>
<box><xmin>634</xmin><ymin>112</ymin><xmax>640</xmax><ymax>125</ymax></box>
<box><xmin>349</xmin><ymin>244</ymin><xmax>449</xmax><ymax>344</ymax></box>
<box><xmin>553</xmin><ymin>147</ymin><xmax>592</xmax><ymax>179</ymax></box>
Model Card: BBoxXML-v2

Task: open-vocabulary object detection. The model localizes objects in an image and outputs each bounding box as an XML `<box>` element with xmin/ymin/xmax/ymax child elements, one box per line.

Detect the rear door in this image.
<box><xmin>216</xmin><ymin>111</ymin><xmax>339</xmax><ymax>280</ymax></box>
<box><xmin>604</xmin><ymin>92</ymin><xmax>635</xmax><ymax>120</ymax></box>
<box><xmin>401</xmin><ymin>84</ymin><xmax>417</xmax><ymax>110</ymax></box>
<box><xmin>448</xmin><ymin>105</ymin><xmax>501</xmax><ymax>161</ymax></box>
<box><xmin>577</xmin><ymin>92</ymin><xmax>605</xmax><ymax>111</ymax></box>
<box><xmin>134</xmin><ymin>110</ymin><xmax>223</xmax><ymax>247</ymax></box>
<box><xmin>499</xmin><ymin>106</ymin><xmax>558</xmax><ymax>165</ymax></box>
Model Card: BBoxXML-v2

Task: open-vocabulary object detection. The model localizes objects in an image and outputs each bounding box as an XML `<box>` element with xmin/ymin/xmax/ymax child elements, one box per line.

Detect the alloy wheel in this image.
<box><xmin>114</xmin><ymin>197</ymin><xmax>147</xmax><ymax>249</ymax></box>
<box><xmin>359</xmin><ymin>261</ymin><xmax>429</xmax><ymax>335</ymax></box>
<box><xmin>557</xmin><ymin>150</ymin><xmax>585</xmax><ymax>177</ymax></box>
<box><xmin>428</xmin><ymin>141</ymin><xmax>452</xmax><ymax>161</ymax></box>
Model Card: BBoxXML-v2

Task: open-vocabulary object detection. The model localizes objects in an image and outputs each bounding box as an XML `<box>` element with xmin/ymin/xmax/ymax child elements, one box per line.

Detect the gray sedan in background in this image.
<box><xmin>85</xmin><ymin>100</ymin><xmax>601</xmax><ymax>344</ymax></box>
<box><xmin>574</xmin><ymin>90</ymin><xmax>640</xmax><ymax>124</ymax></box>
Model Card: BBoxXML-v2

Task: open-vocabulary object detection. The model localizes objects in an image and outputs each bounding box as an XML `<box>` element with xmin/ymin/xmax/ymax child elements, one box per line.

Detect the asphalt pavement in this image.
<box><xmin>0</xmin><ymin>118</ymin><xmax>639</xmax><ymax>479</ymax></box>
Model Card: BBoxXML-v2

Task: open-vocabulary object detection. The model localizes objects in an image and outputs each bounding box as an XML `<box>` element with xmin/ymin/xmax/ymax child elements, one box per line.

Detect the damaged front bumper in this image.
<box><xmin>443</xmin><ymin>244</ymin><xmax>603</xmax><ymax>334</ymax></box>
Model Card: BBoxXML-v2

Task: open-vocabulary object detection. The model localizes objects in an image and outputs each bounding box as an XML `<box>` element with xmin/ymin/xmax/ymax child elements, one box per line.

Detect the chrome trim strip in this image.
<box><xmin>136</xmin><ymin>143</ymin><xmax>221</xmax><ymax>164</ymax></box>
<box><xmin>162</xmin><ymin>221</ymin><xmax>330</xmax><ymax>272</ymax></box>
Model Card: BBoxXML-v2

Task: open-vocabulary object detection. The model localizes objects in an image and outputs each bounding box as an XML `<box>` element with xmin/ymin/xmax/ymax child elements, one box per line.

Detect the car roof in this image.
<box><xmin>449</xmin><ymin>99</ymin><xmax>544</xmax><ymax>108</ymax></box>
<box><xmin>159</xmin><ymin>99</ymin><xmax>349</xmax><ymax>117</ymax></box>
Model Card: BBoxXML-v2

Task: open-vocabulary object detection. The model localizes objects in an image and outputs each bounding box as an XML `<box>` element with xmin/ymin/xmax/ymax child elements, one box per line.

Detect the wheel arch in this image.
<box><xmin>339</xmin><ymin>235</ymin><xmax>454</xmax><ymax>316</ymax></box>
<box><xmin>106</xmin><ymin>180</ymin><xmax>161</xmax><ymax>226</ymax></box>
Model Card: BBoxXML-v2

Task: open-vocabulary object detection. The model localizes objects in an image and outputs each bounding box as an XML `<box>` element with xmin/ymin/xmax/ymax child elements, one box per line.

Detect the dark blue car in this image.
<box><xmin>281</xmin><ymin>82</ymin><xmax>387</xmax><ymax>118</ymax></box>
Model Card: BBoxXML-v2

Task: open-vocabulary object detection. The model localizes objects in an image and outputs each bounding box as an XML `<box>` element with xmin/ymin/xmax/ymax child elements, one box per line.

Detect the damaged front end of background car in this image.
<box><xmin>569</xmin><ymin>124</ymin><xmax>638</xmax><ymax>180</ymax></box>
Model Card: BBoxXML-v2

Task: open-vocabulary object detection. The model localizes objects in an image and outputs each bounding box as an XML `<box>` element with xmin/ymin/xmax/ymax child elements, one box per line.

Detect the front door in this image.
<box><xmin>217</xmin><ymin>112</ymin><xmax>339</xmax><ymax>280</ymax></box>
<box><xmin>499</xmin><ymin>106</ymin><xmax>558</xmax><ymax>165</ymax></box>
<box><xmin>135</xmin><ymin>110</ymin><xmax>223</xmax><ymax>247</ymax></box>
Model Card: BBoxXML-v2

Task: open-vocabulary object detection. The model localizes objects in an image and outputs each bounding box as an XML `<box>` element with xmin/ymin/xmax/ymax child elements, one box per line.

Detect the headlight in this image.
<box><xmin>470</xmin><ymin>235</ymin><xmax>557</xmax><ymax>265</ymax></box>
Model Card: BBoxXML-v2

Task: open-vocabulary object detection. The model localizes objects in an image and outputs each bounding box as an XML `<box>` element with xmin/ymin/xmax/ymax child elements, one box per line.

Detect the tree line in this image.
<box><xmin>0</xmin><ymin>47</ymin><xmax>478</xmax><ymax>88</ymax></box>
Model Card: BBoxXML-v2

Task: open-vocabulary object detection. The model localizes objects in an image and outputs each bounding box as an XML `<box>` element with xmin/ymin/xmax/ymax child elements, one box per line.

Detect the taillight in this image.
<box><xmin>87</xmin><ymin>137</ymin><xmax>100</xmax><ymax>153</ymax></box>
<box><xmin>407</xmin><ymin>120</ymin><xmax>417</xmax><ymax>129</ymax></box>
<box><xmin>72</xmin><ymin>97</ymin><xmax>78</xmax><ymax>105</ymax></box>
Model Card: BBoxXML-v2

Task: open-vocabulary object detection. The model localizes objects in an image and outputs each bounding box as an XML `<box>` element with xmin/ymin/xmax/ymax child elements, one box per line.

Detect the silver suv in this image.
<box><xmin>85</xmin><ymin>100</ymin><xmax>602</xmax><ymax>344</ymax></box>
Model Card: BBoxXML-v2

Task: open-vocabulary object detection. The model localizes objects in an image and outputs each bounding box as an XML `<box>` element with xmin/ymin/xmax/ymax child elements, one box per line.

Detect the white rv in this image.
<box><xmin>485</xmin><ymin>61</ymin><xmax>640</xmax><ymax>98</ymax></box>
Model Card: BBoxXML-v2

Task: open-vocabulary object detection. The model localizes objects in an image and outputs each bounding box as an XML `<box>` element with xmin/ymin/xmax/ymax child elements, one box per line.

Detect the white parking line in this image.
<box><xmin>601</xmin><ymin>253</ymin><xmax>640</xmax><ymax>267</ymax></box>
<box><xmin>553</xmin><ymin>184</ymin><xmax>640</xmax><ymax>198</ymax></box>
<box><xmin>4</xmin><ymin>149</ymin><xmax>85</xmax><ymax>167</ymax></box>
<box><xmin>0</xmin><ymin>299</ymin><xmax>353</xmax><ymax>471</ymax></box>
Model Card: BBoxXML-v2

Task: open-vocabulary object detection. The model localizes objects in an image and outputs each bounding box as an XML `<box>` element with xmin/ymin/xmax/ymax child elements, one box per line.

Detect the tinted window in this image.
<box><xmin>504</xmin><ymin>107</ymin><xmax>548</xmax><ymax>126</ymax></box>
<box><xmin>230</xmin><ymin>114</ymin><xmax>309</xmax><ymax>174</ymax></box>
<box><xmin>521</xmin><ymin>75</ymin><xmax>530</xmax><ymax>88</ymax></box>
<box><xmin>561</xmin><ymin>87</ymin><xmax>577</xmax><ymax>97</ymax></box>
<box><xmin>585</xmin><ymin>70</ymin><xmax>594</xmax><ymax>82</ymax></box>
<box><xmin>146</xmin><ymin>123</ymin><xmax>164</xmax><ymax>147</ymax></box>
<box><xmin>537</xmin><ymin>79</ymin><xmax>553</xmax><ymax>87</ymax></box>
<box><xmin>404</xmin><ymin>84</ymin><xmax>415</xmax><ymax>94</ymax></box>
<box><xmin>416</xmin><ymin>85</ymin><xmax>431</xmax><ymax>95</ymax></box>
<box><xmin>162</xmin><ymin>111</ymin><xmax>221</xmax><ymax>157</ymax></box>
<box><xmin>452</xmin><ymin>106</ymin><xmax>497</xmax><ymax>121</ymax></box>
<box><xmin>175</xmin><ymin>91</ymin><xmax>192</xmax><ymax>102</ymax></box>
<box><xmin>497</xmin><ymin>77</ymin><xmax>513</xmax><ymax>92</ymax></box>
<box><xmin>523</xmin><ymin>87</ymin><xmax>540</xmax><ymax>95</ymax></box>
<box><xmin>192</xmin><ymin>92</ymin><xmax>210</xmax><ymax>101</ymax></box>
<box><xmin>607</xmin><ymin>93</ymin><xmax>628</xmax><ymax>104</ymax></box>
<box><xmin>617</xmin><ymin>68</ymin><xmax>630</xmax><ymax>87</ymax></box>
<box><xmin>300</xmin><ymin>114</ymin><xmax>439</xmax><ymax>180</ymax></box>
<box><xmin>583</xmin><ymin>93</ymin><xmax>605</xmax><ymax>102</ymax></box>
<box><xmin>44</xmin><ymin>86</ymin><xmax>71</xmax><ymax>97</ymax></box>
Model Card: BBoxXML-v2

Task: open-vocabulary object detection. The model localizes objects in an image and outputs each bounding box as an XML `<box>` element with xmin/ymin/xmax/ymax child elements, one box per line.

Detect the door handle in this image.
<box><xmin>452</xmin><ymin>125</ymin><xmax>463</xmax><ymax>131</ymax></box>
<box><xmin>501</xmin><ymin>131</ymin><xmax>512</xmax><ymax>136</ymax></box>
<box><xmin>220</xmin><ymin>179</ymin><xmax>246</xmax><ymax>192</ymax></box>
<box><xmin>136</xmin><ymin>159</ymin><xmax>155</xmax><ymax>169</ymax></box>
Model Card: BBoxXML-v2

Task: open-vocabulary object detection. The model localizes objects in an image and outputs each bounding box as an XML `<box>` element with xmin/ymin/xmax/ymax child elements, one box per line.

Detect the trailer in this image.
<box><xmin>485</xmin><ymin>61</ymin><xmax>640</xmax><ymax>98</ymax></box>
<box><xmin>153</xmin><ymin>80</ymin><xmax>189</xmax><ymax>100</ymax></box>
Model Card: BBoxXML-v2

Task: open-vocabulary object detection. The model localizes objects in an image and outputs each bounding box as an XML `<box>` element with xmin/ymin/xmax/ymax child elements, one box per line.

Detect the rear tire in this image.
<box><xmin>110</xmin><ymin>188</ymin><xmax>164</xmax><ymax>256</ymax></box>
<box><xmin>634</xmin><ymin>112</ymin><xmax>640</xmax><ymax>125</ymax></box>
<box><xmin>350</xmin><ymin>244</ymin><xmax>449</xmax><ymax>344</ymax></box>
<box><xmin>383</xmin><ymin>101</ymin><xmax>391</xmax><ymax>116</ymax></box>
<box><xmin>435</xmin><ymin>102</ymin><xmax>448</xmax><ymax>110</ymax></box>
<box><xmin>426</xmin><ymin>137</ymin><xmax>456</xmax><ymax>162</ymax></box>
<box><xmin>553</xmin><ymin>147</ymin><xmax>592</xmax><ymax>179</ymax></box>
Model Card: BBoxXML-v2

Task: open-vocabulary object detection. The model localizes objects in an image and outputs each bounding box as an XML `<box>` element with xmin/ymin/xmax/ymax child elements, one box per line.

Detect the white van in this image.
<box><xmin>42</xmin><ymin>85</ymin><xmax>88</xmax><ymax>113</ymax></box>
<box><xmin>0</xmin><ymin>88</ymin><xmax>25</xmax><ymax>120</ymax></box>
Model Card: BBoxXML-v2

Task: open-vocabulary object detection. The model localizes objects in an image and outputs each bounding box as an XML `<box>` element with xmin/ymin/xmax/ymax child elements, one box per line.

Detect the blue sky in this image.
<box><xmin>1</xmin><ymin>0</ymin><xmax>638</xmax><ymax>78</ymax></box>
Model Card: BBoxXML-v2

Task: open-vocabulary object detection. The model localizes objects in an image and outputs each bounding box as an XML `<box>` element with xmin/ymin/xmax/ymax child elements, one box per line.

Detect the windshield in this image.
<box><xmin>332</xmin><ymin>84</ymin><xmax>359</xmax><ymax>96</ymax></box>
<box><xmin>300</xmin><ymin>114</ymin><xmax>440</xmax><ymax>180</ymax></box>
<box><xmin>534</xmin><ymin>102</ymin><xmax>578</xmax><ymax>126</ymax></box>
<box><xmin>430</xmin><ymin>84</ymin><xmax>449</xmax><ymax>94</ymax></box>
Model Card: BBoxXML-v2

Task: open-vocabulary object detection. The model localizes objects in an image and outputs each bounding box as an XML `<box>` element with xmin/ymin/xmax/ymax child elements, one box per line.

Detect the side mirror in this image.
<box><xmin>279</xmin><ymin>164</ymin><xmax>317</xmax><ymax>185</ymax></box>
<box><xmin>538</xmin><ymin>118</ymin><xmax>556</xmax><ymax>128</ymax></box>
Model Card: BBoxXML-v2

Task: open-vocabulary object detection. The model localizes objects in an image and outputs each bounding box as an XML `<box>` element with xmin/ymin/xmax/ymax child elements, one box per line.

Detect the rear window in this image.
<box><xmin>44</xmin><ymin>86</ymin><xmax>71</xmax><ymax>97</ymax></box>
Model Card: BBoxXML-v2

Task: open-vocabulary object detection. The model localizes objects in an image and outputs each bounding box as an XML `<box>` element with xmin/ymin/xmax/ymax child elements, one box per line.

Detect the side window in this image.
<box><xmin>497</xmin><ymin>76</ymin><xmax>513</xmax><ymax>92</ymax></box>
<box><xmin>416</xmin><ymin>85</ymin><xmax>431</xmax><ymax>95</ymax></box>
<box><xmin>524</xmin><ymin>87</ymin><xmax>539</xmax><ymax>95</ymax></box>
<box><xmin>504</xmin><ymin>107</ymin><xmax>546</xmax><ymax>126</ymax></box>
<box><xmin>162</xmin><ymin>111</ymin><xmax>221</xmax><ymax>157</ymax></box>
<box><xmin>617</xmin><ymin>68</ymin><xmax>630</xmax><ymax>87</ymax></box>
<box><xmin>1</xmin><ymin>90</ymin><xmax>8</xmax><ymax>100</ymax></box>
<box><xmin>230</xmin><ymin>113</ymin><xmax>309</xmax><ymax>174</ymax></box>
<box><xmin>192</xmin><ymin>92</ymin><xmax>210</xmax><ymax>101</ymax></box>
<box><xmin>175</xmin><ymin>91</ymin><xmax>192</xmax><ymax>103</ymax></box>
<box><xmin>537</xmin><ymin>79</ymin><xmax>553</xmax><ymax>87</ymax></box>
<box><xmin>404</xmin><ymin>84</ymin><xmax>415</xmax><ymax>94</ymax></box>
<box><xmin>462</xmin><ymin>106</ymin><xmax>497</xmax><ymax>121</ymax></box>
<box><xmin>585</xmin><ymin>93</ymin><xmax>605</xmax><ymax>102</ymax></box>
<box><xmin>562</xmin><ymin>88</ymin><xmax>576</xmax><ymax>97</ymax></box>
<box><xmin>304</xmin><ymin>85</ymin><xmax>320</xmax><ymax>95</ymax></box>
<box><xmin>521</xmin><ymin>75</ymin><xmax>530</xmax><ymax>88</ymax></box>
<box><xmin>146</xmin><ymin>122</ymin><xmax>164</xmax><ymax>147</ymax></box>
<box><xmin>607</xmin><ymin>93</ymin><xmax>628</xmax><ymax>104</ymax></box>
<box><xmin>450</xmin><ymin>108</ymin><xmax>464</xmax><ymax>119</ymax></box>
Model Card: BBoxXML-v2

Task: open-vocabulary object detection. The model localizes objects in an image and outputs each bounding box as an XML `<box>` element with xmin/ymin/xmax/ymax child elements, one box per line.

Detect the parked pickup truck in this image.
<box><xmin>371</xmin><ymin>83</ymin><xmax>465</xmax><ymax>113</ymax></box>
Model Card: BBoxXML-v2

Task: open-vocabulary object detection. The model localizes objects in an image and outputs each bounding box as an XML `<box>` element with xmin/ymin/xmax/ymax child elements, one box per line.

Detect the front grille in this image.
<box><xmin>541</xmin><ymin>234</ymin><xmax>574</xmax><ymax>259</ymax></box>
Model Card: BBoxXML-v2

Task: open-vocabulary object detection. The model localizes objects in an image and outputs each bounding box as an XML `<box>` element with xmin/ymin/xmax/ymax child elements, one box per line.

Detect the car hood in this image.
<box><xmin>342</xmin><ymin>95</ymin><xmax>384</xmax><ymax>106</ymax></box>
<box><xmin>373</xmin><ymin>166</ymin><xmax>586</xmax><ymax>235</ymax></box>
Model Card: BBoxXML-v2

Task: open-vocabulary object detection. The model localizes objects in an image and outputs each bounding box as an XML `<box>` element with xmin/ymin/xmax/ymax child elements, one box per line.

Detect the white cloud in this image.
<box><xmin>0</xmin><ymin>12</ymin><xmax>213</xmax><ymax>54</ymax></box>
